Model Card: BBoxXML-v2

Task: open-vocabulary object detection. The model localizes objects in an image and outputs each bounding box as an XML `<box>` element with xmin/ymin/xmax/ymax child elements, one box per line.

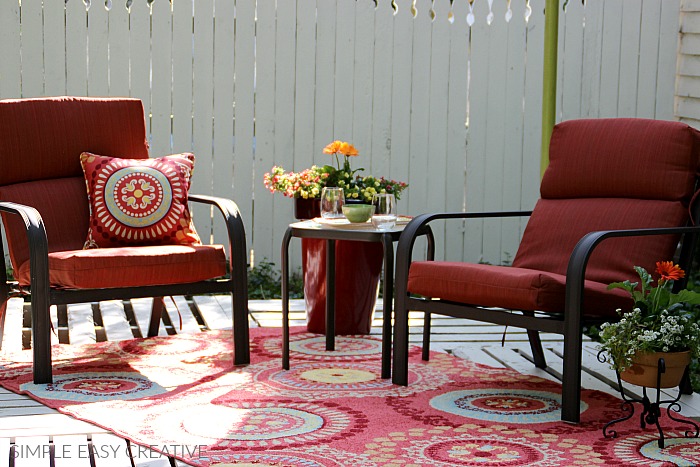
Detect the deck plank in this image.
<box><xmin>99</xmin><ymin>301</ymin><xmax>134</xmax><ymax>342</ymax></box>
<box><xmin>66</xmin><ymin>303</ymin><xmax>96</xmax><ymax>345</ymax></box>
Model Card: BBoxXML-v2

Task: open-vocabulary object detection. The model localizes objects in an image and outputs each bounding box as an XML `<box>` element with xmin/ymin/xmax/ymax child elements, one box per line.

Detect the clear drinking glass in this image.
<box><xmin>320</xmin><ymin>187</ymin><xmax>345</xmax><ymax>219</ymax></box>
<box><xmin>371</xmin><ymin>193</ymin><xmax>397</xmax><ymax>230</ymax></box>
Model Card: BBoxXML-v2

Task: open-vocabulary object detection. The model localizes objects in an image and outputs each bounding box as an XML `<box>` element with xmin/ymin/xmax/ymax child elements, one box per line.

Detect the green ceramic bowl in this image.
<box><xmin>342</xmin><ymin>204</ymin><xmax>375</xmax><ymax>223</ymax></box>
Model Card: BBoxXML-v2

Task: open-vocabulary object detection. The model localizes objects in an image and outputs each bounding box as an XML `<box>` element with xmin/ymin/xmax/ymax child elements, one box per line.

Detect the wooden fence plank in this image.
<box><xmin>271</xmin><ymin>0</ymin><xmax>299</xmax><ymax>266</ymax></box>
<box><xmin>253</xmin><ymin>0</ymin><xmax>278</xmax><ymax>266</ymax></box>
<box><xmin>659</xmin><ymin>0</ymin><xmax>682</xmax><ymax>120</ymax></box>
<box><xmin>312</xmin><ymin>0</ymin><xmax>337</xmax><ymax>166</ymax></box>
<box><xmin>351</xmin><ymin>0</ymin><xmax>376</xmax><ymax>165</ymax></box>
<box><xmin>129</xmin><ymin>0</ymin><xmax>151</xmax><ymax>126</ymax></box>
<box><xmin>617</xmin><ymin>0</ymin><xmax>643</xmax><ymax>117</ymax></box>
<box><xmin>0</xmin><ymin>0</ymin><xmax>21</xmax><ymax>99</ymax></box>
<box><xmin>171</xmin><ymin>0</ymin><xmax>194</xmax><ymax>154</ymax></box>
<box><xmin>212</xmin><ymin>0</ymin><xmax>235</xmax><ymax>247</ymax></box>
<box><xmin>599</xmin><ymin>0</ymin><xmax>624</xmax><ymax>117</ymax></box>
<box><xmin>444</xmin><ymin>0</ymin><xmax>469</xmax><ymax>261</ymax></box>
<box><xmin>368</xmin><ymin>0</ymin><xmax>394</xmax><ymax>179</ymax></box>
<box><xmin>87</xmin><ymin>0</ymin><xmax>109</xmax><ymax>97</ymax></box>
<box><xmin>19</xmin><ymin>0</ymin><xmax>44</xmax><ymax>97</ymax></box>
<box><xmin>293</xmin><ymin>0</ymin><xmax>317</xmax><ymax>177</ymax></box>
<box><xmin>190</xmin><ymin>0</ymin><xmax>215</xmax><ymax>245</ymax></box>
<box><xmin>464</xmin><ymin>0</ymin><xmax>490</xmax><ymax>263</ymax></box>
<box><xmin>637</xmin><ymin>0</ymin><xmax>663</xmax><ymax>118</ymax></box>
<box><xmin>501</xmin><ymin>0</ymin><xmax>528</xmax><ymax>263</ymax></box>
<box><xmin>107</xmin><ymin>0</ymin><xmax>130</xmax><ymax>97</ymax></box>
<box><xmin>66</xmin><ymin>0</ymin><xmax>89</xmax><ymax>96</ymax></box>
<box><xmin>232</xmin><ymin>0</ymin><xmax>256</xmax><ymax>262</ymax></box>
<box><xmin>44</xmin><ymin>0</ymin><xmax>67</xmax><ymax>96</ymax></box>
<box><xmin>406</xmin><ymin>0</ymin><xmax>432</xmax><ymax>220</ymax></box>
<box><xmin>150</xmin><ymin>0</ymin><xmax>174</xmax><ymax>157</ymax></box>
<box><xmin>333</xmin><ymin>0</ymin><xmax>356</xmax><ymax>141</ymax></box>
<box><xmin>389</xmin><ymin>0</ymin><xmax>413</xmax><ymax>198</ymax></box>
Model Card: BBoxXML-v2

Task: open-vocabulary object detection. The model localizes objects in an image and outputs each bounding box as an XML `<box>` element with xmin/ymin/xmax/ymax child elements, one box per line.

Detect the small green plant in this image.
<box><xmin>248</xmin><ymin>259</ymin><xmax>304</xmax><ymax>300</ymax></box>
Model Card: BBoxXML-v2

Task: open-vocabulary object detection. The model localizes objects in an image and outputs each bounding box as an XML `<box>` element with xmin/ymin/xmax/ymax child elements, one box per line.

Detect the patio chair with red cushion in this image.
<box><xmin>391</xmin><ymin>118</ymin><xmax>700</xmax><ymax>423</ymax></box>
<box><xmin>0</xmin><ymin>96</ymin><xmax>250</xmax><ymax>384</ymax></box>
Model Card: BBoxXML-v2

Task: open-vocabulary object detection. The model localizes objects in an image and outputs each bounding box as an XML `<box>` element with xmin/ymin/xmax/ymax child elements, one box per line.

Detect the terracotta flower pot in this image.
<box><xmin>619</xmin><ymin>351</ymin><xmax>691</xmax><ymax>388</ymax></box>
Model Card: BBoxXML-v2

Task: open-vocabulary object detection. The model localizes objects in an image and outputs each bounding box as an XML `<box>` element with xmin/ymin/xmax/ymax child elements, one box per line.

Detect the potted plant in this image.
<box><xmin>599</xmin><ymin>261</ymin><xmax>700</xmax><ymax>388</ymax></box>
<box><xmin>262</xmin><ymin>141</ymin><xmax>407</xmax><ymax>335</ymax></box>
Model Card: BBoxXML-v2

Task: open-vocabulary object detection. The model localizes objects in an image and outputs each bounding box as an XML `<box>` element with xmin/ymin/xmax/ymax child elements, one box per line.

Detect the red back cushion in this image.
<box><xmin>0</xmin><ymin>97</ymin><xmax>150</xmax><ymax>270</ymax></box>
<box><xmin>0</xmin><ymin>97</ymin><xmax>149</xmax><ymax>185</ymax></box>
<box><xmin>514</xmin><ymin>119</ymin><xmax>700</xmax><ymax>284</ymax></box>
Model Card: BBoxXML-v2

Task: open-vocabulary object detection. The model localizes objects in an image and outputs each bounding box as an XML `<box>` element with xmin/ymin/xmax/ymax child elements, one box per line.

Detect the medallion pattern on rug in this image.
<box><xmin>1</xmin><ymin>328</ymin><xmax>699</xmax><ymax>466</ymax></box>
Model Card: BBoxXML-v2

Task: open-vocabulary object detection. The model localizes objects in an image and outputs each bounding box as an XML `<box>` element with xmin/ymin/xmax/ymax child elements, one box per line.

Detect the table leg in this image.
<box><xmin>381</xmin><ymin>234</ymin><xmax>394</xmax><ymax>379</ymax></box>
<box><xmin>326</xmin><ymin>239</ymin><xmax>336</xmax><ymax>351</ymax></box>
<box><xmin>281</xmin><ymin>228</ymin><xmax>293</xmax><ymax>370</ymax></box>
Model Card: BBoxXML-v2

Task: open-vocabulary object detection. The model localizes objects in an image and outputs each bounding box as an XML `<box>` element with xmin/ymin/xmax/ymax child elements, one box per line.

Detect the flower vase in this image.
<box><xmin>294</xmin><ymin>197</ymin><xmax>382</xmax><ymax>335</ymax></box>
<box><xmin>619</xmin><ymin>351</ymin><xmax>691</xmax><ymax>388</ymax></box>
<box><xmin>294</xmin><ymin>197</ymin><xmax>321</xmax><ymax>220</ymax></box>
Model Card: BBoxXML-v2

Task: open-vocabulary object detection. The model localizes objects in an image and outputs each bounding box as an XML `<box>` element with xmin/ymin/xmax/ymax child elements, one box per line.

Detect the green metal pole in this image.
<box><xmin>541</xmin><ymin>0</ymin><xmax>560</xmax><ymax>178</ymax></box>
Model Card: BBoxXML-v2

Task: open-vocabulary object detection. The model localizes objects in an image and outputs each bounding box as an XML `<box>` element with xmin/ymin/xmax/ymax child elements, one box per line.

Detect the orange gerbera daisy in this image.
<box><xmin>323</xmin><ymin>140</ymin><xmax>342</xmax><ymax>154</ymax></box>
<box><xmin>656</xmin><ymin>261</ymin><xmax>685</xmax><ymax>282</ymax></box>
<box><xmin>338</xmin><ymin>142</ymin><xmax>358</xmax><ymax>157</ymax></box>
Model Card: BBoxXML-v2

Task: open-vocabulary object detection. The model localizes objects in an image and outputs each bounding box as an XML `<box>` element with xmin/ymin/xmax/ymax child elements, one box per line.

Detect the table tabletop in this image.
<box><xmin>288</xmin><ymin>217</ymin><xmax>413</xmax><ymax>242</ymax></box>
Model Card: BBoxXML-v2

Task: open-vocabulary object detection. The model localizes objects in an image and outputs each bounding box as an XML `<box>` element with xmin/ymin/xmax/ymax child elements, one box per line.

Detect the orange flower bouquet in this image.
<box><xmin>263</xmin><ymin>140</ymin><xmax>407</xmax><ymax>202</ymax></box>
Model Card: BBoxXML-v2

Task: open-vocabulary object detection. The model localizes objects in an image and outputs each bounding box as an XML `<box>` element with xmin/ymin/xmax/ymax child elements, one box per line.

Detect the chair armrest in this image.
<box><xmin>0</xmin><ymin>202</ymin><xmax>50</xmax><ymax>288</ymax></box>
<box><xmin>187</xmin><ymin>194</ymin><xmax>248</xmax><ymax>291</ymax></box>
<box><xmin>565</xmin><ymin>225</ymin><xmax>700</xmax><ymax>317</ymax></box>
<box><xmin>396</xmin><ymin>211</ymin><xmax>532</xmax><ymax>269</ymax></box>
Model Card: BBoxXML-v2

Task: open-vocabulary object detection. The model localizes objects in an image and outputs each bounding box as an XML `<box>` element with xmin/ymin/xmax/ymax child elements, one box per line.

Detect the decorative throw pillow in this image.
<box><xmin>80</xmin><ymin>152</ymin><xmax>201</xmax><ymax>248</ymax></box>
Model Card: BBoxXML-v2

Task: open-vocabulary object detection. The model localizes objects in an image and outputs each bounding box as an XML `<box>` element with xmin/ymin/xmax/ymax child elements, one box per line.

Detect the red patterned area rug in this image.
<box><xmin>1</xmin><ymin>327</ymin><xmax>700</xmax><ymax>466</ymax></box>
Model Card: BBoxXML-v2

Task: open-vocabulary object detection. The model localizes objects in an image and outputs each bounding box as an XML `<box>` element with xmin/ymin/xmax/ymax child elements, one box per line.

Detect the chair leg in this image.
<box><xmin>148</xmin><ymin>297</ymin><xmax>165</xmax><ymax>337</ymax></box>
<box><xmin>527</xmin><ymin>329</ymin><xmax>547</xmax><ymax>369</ymax></box>
<box><xmin>31</xmin><ymin>289</ymin><xmax>52</xmax><ymax>384</ymax></box>
<box><xmin>561</xmin><ymin>331</ymin><xmax>583</xmax><ymax>424</ymax></box>
<box><xmin>421</xmin><ymin>312</ymin><xmax>431</xmax><ymax>361</ymax></box>
<box><xmin>392</xmin><ymin>300</ymin><xmax>411</xmax><ymax>386</ymax></box>
<box><xmin>0</xmin><ymin>296</ymin><xmax>8</xmax><ymax>350</ymax></box>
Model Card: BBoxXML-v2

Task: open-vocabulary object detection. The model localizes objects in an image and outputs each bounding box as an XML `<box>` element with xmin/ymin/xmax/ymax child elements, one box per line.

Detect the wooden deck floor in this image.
<box><xmin>0</xmin><ymin>296</ymin><xmax>699</xmax><ymax>466</ymax></box>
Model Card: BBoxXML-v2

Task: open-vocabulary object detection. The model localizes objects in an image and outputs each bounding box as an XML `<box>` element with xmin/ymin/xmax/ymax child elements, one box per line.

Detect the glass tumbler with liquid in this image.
<box><xmin>320</xmin><ymin>187</ymin><xmax>345</xmax><ymax>219</ymax></box>
<box><xmin>371</xmin><ymin>193</ymin><xmax>397</xmax><ymax>230</ymax></box>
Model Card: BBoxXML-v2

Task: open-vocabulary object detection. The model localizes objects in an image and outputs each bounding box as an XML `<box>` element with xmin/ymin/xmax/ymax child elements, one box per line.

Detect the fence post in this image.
<box><xmin>541</xmin><ymin>0</ymin><xmax>560</xmax><ymax>178</ymax></box>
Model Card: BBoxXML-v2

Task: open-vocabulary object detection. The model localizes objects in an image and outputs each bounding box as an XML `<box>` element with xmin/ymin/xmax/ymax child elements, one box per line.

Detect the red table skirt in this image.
<box><xmin>301</xmin><ymin>238</ymin><xmax>383</xmax><ymax>335</ymax></box>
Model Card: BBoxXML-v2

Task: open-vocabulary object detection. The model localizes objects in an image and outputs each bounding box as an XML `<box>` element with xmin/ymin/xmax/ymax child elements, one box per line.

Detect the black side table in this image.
<box><xmin>281</xmin><ymin>219</ymin><xmax>434</xmax><ymax>379</ymax></box>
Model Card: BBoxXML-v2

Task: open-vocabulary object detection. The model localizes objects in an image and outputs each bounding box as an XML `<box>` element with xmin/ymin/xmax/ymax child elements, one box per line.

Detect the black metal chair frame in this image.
<box><xmin>0</xmin><ymin>193</ymin><xmax>250</xmax><ymax>384</ymax></box>
<box><xmin>392</xmin><ymin>210</ymin><xmax>700</xmax><ymax>424</ymax></box>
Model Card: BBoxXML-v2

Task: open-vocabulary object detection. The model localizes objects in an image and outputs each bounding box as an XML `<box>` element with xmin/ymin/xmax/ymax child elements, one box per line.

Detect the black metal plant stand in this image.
<box><xmin>599</xmin><ymin>353</ymin><xmax>699</xmax><ymax>449</ymax></box>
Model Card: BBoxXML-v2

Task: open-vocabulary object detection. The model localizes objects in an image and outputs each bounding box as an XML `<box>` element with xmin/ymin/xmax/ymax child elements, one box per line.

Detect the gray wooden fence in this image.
<box><xmin>0</xmin><ymin>0</ymin><xmax>680</xmax><ymax>271</ymax></box>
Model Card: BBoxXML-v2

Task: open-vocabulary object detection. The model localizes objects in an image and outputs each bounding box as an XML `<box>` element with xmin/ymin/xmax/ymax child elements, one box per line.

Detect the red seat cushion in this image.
<box><xmin>407</xmin><ymin>261</ymin><xmax>631</xmax><ymax>318</ymax></box>
<box><xmin>15</xmin><ymin>245</ymin><xmax>227</xmax><ymax>289</ymax></box>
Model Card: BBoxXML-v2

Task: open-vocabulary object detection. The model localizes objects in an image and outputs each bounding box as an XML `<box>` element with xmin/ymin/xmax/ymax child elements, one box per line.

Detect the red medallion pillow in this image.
<box><xmin>80</xmin><ymin>152</ymin><xmax>201</xmax><ymax>248</ymax></box>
